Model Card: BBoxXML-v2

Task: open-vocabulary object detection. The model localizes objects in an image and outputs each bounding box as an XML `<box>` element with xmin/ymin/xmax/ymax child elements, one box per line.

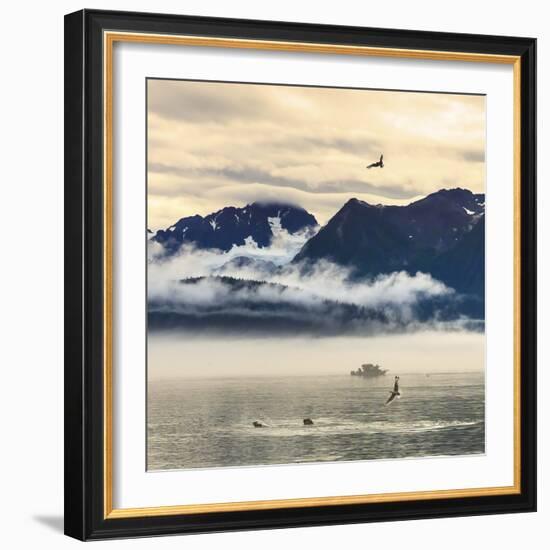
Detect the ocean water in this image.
<box><xmin>147</xmin><ymin>372</ymin><xmax>485</xmax><ymax>471</ymax></box>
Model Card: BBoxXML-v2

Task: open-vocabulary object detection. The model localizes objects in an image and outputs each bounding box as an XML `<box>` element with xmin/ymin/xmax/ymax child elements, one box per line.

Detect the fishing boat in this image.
<box><xmin>350</xmin><ymin>363</ymin><xmax>388</xmax><ymax>378</ymax></box>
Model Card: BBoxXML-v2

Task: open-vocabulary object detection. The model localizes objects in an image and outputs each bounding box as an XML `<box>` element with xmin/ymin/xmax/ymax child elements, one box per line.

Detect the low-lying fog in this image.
<box><xmin>148</xmin><ymin>331</ymin><xmax>484</xmax><ymax>379</ymax></box>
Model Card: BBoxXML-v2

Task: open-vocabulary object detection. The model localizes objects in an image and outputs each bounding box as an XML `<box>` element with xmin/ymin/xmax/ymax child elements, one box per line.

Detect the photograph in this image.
<box><xmin>146</xmin><ymin>79</ymin><xmax>487</xmax><ymax>471</ymax></box>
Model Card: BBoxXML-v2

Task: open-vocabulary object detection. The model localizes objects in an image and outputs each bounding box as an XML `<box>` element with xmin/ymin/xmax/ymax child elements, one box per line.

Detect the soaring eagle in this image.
<box><xmin>367</xmin><ymin>154</ymin><xmax>384</xmax><ymax>169</ymax></box>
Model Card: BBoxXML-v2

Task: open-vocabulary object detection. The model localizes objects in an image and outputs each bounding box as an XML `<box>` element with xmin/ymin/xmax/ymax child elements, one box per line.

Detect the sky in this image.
<box><xmin>147</xmin><ymin>79</ymin><xmax>486</xmax><ymax>230</ymax></box>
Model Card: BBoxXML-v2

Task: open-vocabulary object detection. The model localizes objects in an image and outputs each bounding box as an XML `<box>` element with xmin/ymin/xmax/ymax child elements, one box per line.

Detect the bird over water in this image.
<box><xmin>385</xmin><ymin>376</ymin><xmax>401</xmax><ymax>405</ymax></box>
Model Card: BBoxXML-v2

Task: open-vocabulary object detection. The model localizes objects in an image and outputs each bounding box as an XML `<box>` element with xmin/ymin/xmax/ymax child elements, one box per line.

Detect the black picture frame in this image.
<box><xmin>64</xmin><ymin>8</ymin><xmax>537</xmax><ymax>541</ymax></box>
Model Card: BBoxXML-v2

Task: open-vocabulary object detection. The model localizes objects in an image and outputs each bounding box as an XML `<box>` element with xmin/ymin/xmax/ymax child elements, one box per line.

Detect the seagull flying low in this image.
<box><xmin>367</xmin><ymin>154</ymin><xmax>384</xmax><ymax>169</ymax></box>
<box><xmin>385</xmin><ymin>376</ymin><xmax>401</xmax><ymax>406</ymax></box>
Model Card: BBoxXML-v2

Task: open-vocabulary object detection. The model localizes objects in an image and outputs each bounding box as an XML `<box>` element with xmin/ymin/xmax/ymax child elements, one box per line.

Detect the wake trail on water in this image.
<box><xmin>223</xmin><ymin>419</ymin><xmax>481</xmax><ymax>438</ymax></box>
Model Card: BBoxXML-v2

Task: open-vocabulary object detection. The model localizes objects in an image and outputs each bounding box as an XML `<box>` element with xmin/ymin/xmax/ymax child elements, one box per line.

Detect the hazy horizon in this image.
<box><xmin>148</xmin><ymin>331</ymin><xmax>484</xmax><ymax>380</ymax></box>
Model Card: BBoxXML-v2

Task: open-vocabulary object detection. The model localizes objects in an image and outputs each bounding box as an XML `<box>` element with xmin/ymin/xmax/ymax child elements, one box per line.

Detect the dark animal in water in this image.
<box><xmin>303</xmin><ymin>418</ymin><xmax>314</xmax><ymax>425</ymax></box>
<box><xmin>252</xmin><ymin>421</ymin><xmax>265</xmax><ymax>428</ymax></box>
<box><xmin>366</xmin><ymin>154</ymin><xmax>384</xmax><ymax>169</ymax></box>
<box><xmin>385</xmin><ymin>376</ymin><xmax>401</xmax><ymax>405</ymax></box>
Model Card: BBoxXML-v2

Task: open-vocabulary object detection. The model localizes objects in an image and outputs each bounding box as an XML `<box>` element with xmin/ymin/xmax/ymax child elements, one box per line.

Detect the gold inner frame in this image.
<box><xmin>103</xmin><ymin>31</ymin><xmax>522</xmax><ymax>520</ymax></box>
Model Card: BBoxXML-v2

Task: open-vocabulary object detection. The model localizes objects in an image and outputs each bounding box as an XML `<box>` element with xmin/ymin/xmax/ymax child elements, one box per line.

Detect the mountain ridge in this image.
<box><xmin>152</xmin><ymin>201</ymin><xmax>318</xmax><ymax>254</ymax></box>
<box><xmin>292</xmin><ymin>188</ymin><xmax>485</xmax><ymax>300</ymax></box>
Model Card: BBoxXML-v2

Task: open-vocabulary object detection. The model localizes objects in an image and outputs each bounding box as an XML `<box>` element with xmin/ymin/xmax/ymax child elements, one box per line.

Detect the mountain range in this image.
<box><xmin>151</xmin><ymin>189</ymin><xmax>484</xmax><ymax>295</ymax></box>
<box><xmin>152</xmin><ymin>202</ymin><xmax>318</xmax><ymax>254</ymax></box>
<box><xmin>149</xmin><ymin>188</ymin><xmax>486</xmax><ymax>330</ymax></box>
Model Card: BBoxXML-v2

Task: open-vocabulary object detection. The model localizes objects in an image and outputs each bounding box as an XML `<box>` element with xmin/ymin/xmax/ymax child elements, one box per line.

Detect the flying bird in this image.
<box><xmin>385</xmin><ymin>376</ymin><xmax>401</xmax><ymax>406</ymax></box>
<box><xmin>367</xmin><ymin>154</ymin><xmax>384</xmax><ymax>169</ymax></box>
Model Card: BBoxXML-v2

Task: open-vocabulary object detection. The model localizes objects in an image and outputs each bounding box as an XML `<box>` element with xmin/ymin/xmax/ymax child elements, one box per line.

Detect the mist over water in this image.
<box><xmin>148</xmin><ymin>331</ymin><xmax>484</xmax><ymax>379</ymax></box>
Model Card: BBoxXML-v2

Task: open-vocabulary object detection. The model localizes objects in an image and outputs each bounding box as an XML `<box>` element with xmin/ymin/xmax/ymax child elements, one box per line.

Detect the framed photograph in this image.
<box><xmin>64</xmin><ymin>9</ymin><xmax>536</xmax><ymax>540</ymax></box>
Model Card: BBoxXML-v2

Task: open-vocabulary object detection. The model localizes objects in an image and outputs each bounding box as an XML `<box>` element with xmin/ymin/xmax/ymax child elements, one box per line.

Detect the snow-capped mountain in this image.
<box><xmin>148</xmin><ymin>188</ymin><xmax>487</xmax><ymax>333</ymax></box>
<box><xmin>293</xmin><ymin>188</ymin><xmax>485</xmax><ymax>299</ymax></box>
<box><xmin>152</xmin><ymin>202</ymin><xmax>318</xmax><ymax>254</ymax></box>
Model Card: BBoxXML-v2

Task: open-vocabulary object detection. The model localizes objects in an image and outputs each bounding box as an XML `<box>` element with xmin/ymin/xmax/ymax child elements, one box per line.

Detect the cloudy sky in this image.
<box><xmin>147</xmin><ymin>79</ymin><xmax>485</xmax><ymax>230</ymax></box>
